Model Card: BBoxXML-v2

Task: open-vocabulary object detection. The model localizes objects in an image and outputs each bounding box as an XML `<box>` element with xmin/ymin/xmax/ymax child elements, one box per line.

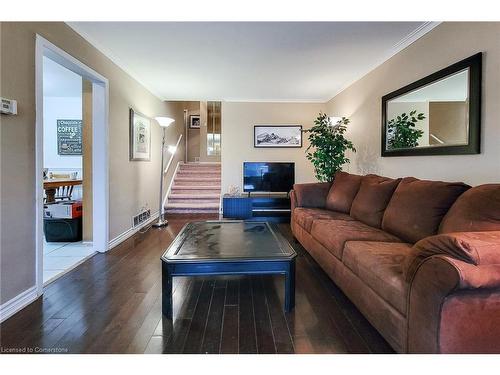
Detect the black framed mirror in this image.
<box><xmin>381</xmin><ymin>53</ymin><xmax>482</xmax><ymax>157</ymax></box>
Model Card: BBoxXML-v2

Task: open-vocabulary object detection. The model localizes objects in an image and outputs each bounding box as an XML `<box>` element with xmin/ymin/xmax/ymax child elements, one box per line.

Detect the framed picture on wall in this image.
<box><xmin>57</xmin><ymin>119</ymin><xmax>82</xmax><ymax>155</ymax></box>
<box><xmin>254</xmin><ymin>125</ymin><xmax>303</xmax><ymax>148</ymax></box>
<box><xmin>190</xmin><ymin>115</ymin><xmax>201</xmax><ymax>129</ymax></box>
<box><xmin>129</xmin><ymin>108</ymin><xmax>151</xmax><ymax>161</ymax></box>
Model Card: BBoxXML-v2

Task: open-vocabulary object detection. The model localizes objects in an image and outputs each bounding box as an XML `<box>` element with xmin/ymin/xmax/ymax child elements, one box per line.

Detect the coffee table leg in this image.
<box><xmin>162</xmin><ymin>262</ymin><xmax>173</xmax><ymax>319</ymax></box>
<box><xmin>284</xmin><ymin>259</ymin><xmax>296</xmax><ymax>312</ymax></box>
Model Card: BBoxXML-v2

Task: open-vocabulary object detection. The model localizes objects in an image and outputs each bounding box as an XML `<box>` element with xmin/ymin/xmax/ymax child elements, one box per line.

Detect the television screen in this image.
<box><xmin>243</xmin><ymin>162</ymin><xmax>295</xmax><ymax>193</ymax></box>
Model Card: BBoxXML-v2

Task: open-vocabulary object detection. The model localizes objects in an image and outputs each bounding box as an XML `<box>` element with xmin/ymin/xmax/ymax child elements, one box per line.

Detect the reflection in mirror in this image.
<box><xmin>386</xmin><ymin>69</ymin><xmax>469</xmax><ymax>151</ymax></box>
<box><xmin>207</xmin><ymin>101</ymin><xmax>221</xmax><ymax>156</ymax></box>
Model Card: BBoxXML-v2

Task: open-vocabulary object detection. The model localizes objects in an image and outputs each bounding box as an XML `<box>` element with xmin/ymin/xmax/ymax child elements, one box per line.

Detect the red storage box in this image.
<box><xmin>44</xmin><ymin>201</ymin><xmax>82</xmax><ymax>219</ymax></box>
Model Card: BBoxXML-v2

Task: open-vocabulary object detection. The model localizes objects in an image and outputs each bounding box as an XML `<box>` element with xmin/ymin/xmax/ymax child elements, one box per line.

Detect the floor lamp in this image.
<box><xmin>153</xmin><ymin>116</ymin><xmax>175</xmax><ymax>227</ymax></box>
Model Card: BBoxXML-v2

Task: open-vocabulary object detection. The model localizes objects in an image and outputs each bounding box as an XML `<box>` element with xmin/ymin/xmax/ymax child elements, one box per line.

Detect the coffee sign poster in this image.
<box><xmin>57</xmin><ymin>119</ymin><xmax>82</xmax><ymax>155</ymax></box>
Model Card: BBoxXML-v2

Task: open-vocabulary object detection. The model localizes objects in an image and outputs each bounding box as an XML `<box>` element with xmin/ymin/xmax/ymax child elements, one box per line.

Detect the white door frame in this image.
<box><xmin>35</xmin><ymin>35</ymin><xmax>110</xmax><ymax>296</ymax></box>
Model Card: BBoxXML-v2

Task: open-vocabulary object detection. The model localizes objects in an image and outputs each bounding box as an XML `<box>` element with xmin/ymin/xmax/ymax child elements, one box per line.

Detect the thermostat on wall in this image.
<box><xmin>1</xmin><ymin>97</ymin><xmax>17</xmax><ymax>115</ymax></box>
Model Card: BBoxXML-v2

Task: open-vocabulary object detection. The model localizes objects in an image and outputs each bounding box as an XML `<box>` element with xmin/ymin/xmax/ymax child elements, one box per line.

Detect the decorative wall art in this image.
<box><xmin>129</xmin><ymin>108</ymin><xmax>151</xmax><ymax>161</ymax></box>
<box><xmin>57</xmin><ymin>119</ymin><xmax>82</xmax><ymax>155</ymax></box>
<box><xmin>254</xmin><ymin>125</ymin><xmax>302</xmax><ymax>148</ymax></box>
<box><xmin>190</xmin><ymin>115</ymin><xmax>201</xmax><ymax>129</ymax></box>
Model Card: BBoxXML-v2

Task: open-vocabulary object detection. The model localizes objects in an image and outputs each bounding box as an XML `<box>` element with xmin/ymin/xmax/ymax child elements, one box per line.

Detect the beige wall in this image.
<box><xmin>0</xmin><ymin>22</ymin><xmax>185</xmax><ymax>304</ymax></box>
<box><xmin>221</xmin><ymin>102</ymin><xmax>325</xmax><ymax>193</ymax></box>
<box><xmin>429</xmin><ymin>101</ymin><xmax>468</xmax><ymax>145</ymax></box>
<box><xmin>326</xmin><ymin>22</ymin><xmax>500</xmax><ymax>185</ymax></box>
<box><xmin>184</xmin><ymin>101</ymin><xmax>200</xmax><ymax>162</ymax></box>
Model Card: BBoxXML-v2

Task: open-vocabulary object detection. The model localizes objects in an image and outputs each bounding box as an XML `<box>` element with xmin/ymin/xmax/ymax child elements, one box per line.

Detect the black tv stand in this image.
<box><xmin>223</xmin><ymin>192</ymin><xmax>291</xmax><ymax>223</ymax></box>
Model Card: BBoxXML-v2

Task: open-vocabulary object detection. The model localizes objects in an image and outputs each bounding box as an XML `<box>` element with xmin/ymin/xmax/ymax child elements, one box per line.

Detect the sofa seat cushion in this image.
<box><xmin>350</xmin><ymin>174</ymin><xmax>401</xmax><ymax>228</ymax></box>
<box><xmin>382</xmin><ymin>177</ymin><xmax>470</xmax><ymax>244</ymax></box>
<box><xmin>325</xmin><ymin>171</ymin><xmax>362</xmax><ymax>213</ymax></box>
<box><xmin>310</xmin><ymin>219</ymin><xmax>402</xmax><ymax>260</ymax></box>
<box><xmin>343</xmin><ymin>241</ymin><xmax>413</xmax><ymax>315</ymax></box>
<box><xmin>293</xmin><ymin>208</ymin><xmax>355</xmax><ymax>232</ymax></box>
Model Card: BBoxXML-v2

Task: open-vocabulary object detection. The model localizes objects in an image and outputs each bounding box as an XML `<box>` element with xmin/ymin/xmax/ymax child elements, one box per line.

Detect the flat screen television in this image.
<box><xmin>243</xmin><ymin>162</ymin><xmax>295</xmax><ymax>193</ymax></box>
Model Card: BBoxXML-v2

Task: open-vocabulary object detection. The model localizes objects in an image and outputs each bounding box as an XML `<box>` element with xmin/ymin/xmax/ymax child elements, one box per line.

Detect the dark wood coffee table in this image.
<box><xmin>161</xmin><ymin>220</ymin><xmax>296</xmax><ymax>319</ymax></box>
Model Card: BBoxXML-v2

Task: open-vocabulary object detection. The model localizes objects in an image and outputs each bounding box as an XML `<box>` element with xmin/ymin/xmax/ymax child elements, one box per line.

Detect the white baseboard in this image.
<box><xmin>108</xmin><ymin>210</ymin><xmax>160</xmax><ymax>250</ymax></box>
<box><xmin>0</xmin><ymin>286</ymin><xmax>38</xmax><ymax>323</ymax></box>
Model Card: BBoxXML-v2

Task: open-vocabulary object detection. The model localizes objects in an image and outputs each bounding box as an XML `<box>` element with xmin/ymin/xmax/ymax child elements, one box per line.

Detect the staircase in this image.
<box><xmin>165</xmin><ymin>162</ymin><xmax>221</xmax><ymax>214</ymax></box>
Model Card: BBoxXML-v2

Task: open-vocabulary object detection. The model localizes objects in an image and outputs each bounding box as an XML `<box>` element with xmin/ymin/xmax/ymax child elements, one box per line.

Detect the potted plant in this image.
<box><xmin>387</xmin><ymin>110</ymin><xmax>426</xmax><ymax>149</ymax></box>
<box><xmin>304</xmin><ymin>113</ymin><xmax>356</xmax><ymax>183</ymax></box>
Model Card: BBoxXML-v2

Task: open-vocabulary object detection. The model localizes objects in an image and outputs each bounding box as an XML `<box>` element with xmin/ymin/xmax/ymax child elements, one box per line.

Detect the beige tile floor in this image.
<box><xmin>43</xmin><ymin>240</ymin><xmax>96</xmax><ymax>284</ymax></box>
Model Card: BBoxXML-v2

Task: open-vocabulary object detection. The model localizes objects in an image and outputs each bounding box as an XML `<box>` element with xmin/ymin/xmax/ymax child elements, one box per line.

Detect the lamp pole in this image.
<box><xmin>153</xmin><ymin>127</ymin><xmax>168</xmax><ymax>227</ymax></box>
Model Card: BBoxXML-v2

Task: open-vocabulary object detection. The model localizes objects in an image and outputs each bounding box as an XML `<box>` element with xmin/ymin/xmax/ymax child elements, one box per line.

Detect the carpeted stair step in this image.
<box><xmin>166</xmin><ymin>202</ymin><xmax>220</xmax><ymax>210</ymax></box>
<box><xmin>167</xmin><ymin>198</ymin><xmax>220</xmax><ymax>204</ymax></box>
<box><xmin>169</xmin><ymin>193</ymin><xmax>220</xmax><ymax>199</ymax></box>
<box><xmin>171</xmin><ymin>188</ymin><xmax>221</xmax><ymax>195</ymax></box>
<box><xmin>174</xmin><ymin>177</ymin><xmax>221</xmax><ymax>185</ymax></box>
<box><xmin>172</xmin><ymin>189</ymin><xmax>220</xmax><ymax>196</ymax></box>
<box><xmin>179</xmin><ymin>164</ymin><xmax>221</xmax><ymax>169</ymax></box>
<box><xmin>177</xmin><ymin>169</ymin><xmax>220</xmax><ymax>174</ymax></box>
<box><xmin>176</xmin><ymin>172</ymin><xmax>221</xmax><ymax>178</ymax></box>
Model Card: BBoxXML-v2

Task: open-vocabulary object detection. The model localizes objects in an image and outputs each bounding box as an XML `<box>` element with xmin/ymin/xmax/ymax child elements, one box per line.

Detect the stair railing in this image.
<box><xmin>162</xmin><ymin>134</ymin><xmax>183</xmax><ymax>210</ymax></box>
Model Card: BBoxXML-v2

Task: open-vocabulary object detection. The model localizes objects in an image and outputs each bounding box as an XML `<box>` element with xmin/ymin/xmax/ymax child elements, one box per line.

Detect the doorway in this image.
<box><xmin>41</xmin><ymin>56</ymin><xmax>93</xmax><ymax>283</ymax></box>
<box><xmin>35</xmin><ymin>36</ymin><xmax>109</xmax><ymax>293</ymax></box>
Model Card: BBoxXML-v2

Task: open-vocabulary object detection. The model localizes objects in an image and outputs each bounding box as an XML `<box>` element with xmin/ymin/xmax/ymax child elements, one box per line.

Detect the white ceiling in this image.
<box><xmin>68</xmin><ymin>22</ymin><xmax>437</xmax><ymax>102</ymax></box>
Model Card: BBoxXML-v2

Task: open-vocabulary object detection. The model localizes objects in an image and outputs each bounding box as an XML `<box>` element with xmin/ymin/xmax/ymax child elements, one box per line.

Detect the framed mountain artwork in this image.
<box><xmin>254</xmin><ymin>125</ymin><xmax>302</xmax><ymax>148</ymax></box>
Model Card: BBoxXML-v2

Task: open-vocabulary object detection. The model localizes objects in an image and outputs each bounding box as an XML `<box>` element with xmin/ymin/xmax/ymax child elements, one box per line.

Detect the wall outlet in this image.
<box><xmin>133</xmin><ymin>208</ymin><xmax>151</xmax><ymax>227</ymax></box>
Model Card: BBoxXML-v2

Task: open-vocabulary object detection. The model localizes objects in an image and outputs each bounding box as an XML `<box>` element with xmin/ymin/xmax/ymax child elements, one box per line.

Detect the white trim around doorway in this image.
<box><xmin>35</xmin><ymin>35</ymin><xmax>110</xmax><ymax>298</ymax></box>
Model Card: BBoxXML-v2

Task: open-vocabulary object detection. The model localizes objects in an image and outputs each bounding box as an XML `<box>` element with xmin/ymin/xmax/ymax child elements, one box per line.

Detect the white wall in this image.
<box><xmin>221</xmin><ymin>101</ymin><xmax>325</xmax><ymax>193</ymax></box>
<box><xmin>43</xmin><ymin>96</ymin><xmax>83</xmax><ymax>172</ymax></box>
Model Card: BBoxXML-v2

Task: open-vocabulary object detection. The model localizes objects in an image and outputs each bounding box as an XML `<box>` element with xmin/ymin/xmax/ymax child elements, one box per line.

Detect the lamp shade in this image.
<box><xmin>155</xmin><ymin>116</ymin><xmax>175</xmax><ymax>127</ymax></box>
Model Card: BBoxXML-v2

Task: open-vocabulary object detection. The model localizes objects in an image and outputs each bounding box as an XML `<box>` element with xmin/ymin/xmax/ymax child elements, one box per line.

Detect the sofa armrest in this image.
<box><xmin>290</xmin><ymin>190</ymin><xmax>298</xmax><ymax>212</ymax></box>
<box><xmin>290</xmin><ymin>182</ymin><xmax>332</xmax><ymax>209</ymax></box>
<box><xmin>407</xmin><ymin>255</ymin><xmax>500</xmax><ymax>353</ymax></box>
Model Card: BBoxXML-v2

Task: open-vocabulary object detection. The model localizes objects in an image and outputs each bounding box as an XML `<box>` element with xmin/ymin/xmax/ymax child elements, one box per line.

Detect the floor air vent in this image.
<box><xmin>133</xmin><ymin>209</ymin><xmax>151</xmax><ymax>227</ymax></box>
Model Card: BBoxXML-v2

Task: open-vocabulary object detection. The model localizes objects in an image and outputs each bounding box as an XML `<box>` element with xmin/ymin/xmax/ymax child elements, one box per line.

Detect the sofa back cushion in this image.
<box><xmin>381</xmin><ymin>177</ymin><xmax>470</xmax><ymax>243</ymax></box>
<box><xmin>439</xmin><ymin>184</ymin><xmax>500</xmax><ymax>233</ymax></box>
<box><xmin>350</xmin><ymin>174</ymin><xmax>401</xmax><ymax>228</ymax></box>
<box><xmin>325</xmin><ymin>171</ymin><xmax>362</xmax><ymax>213</ymax></box>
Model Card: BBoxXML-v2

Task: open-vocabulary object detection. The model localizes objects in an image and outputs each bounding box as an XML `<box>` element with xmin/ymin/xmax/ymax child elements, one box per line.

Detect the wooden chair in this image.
<box><xmin>51</xmin><ymin>173</ymin><xmax>74</xmax><ymax>201</ymax></box>
<box><xmin>55</xmin><ymin>185</ymin><xmax>74</xmax><ymax>201</ymax></box>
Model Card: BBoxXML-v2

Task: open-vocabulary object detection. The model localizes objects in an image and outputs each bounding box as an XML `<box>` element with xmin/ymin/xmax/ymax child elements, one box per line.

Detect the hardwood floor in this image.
<box><xmin>0</xmin><ymin>214</ymin><xmax>394</xmax><ymax>354</ymax></box>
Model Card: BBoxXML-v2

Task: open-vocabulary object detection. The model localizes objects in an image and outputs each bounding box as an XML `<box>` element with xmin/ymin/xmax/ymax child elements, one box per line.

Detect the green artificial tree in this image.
<box><xmin>387</xmin><ymin>110</ymin><xmax>426</xmax><ymax>149</ymax></box>
<box><xmin>304</xmin><ymin>113</ymin><xmax>356</xmax><ymax>183</ymax></box>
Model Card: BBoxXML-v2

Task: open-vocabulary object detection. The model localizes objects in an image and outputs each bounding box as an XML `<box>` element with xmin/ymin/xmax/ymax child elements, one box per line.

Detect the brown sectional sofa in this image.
<box><xmin>290</xmin><ymin>171</ymin><xmax>500</xmax><ymax>353</ymax></box>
